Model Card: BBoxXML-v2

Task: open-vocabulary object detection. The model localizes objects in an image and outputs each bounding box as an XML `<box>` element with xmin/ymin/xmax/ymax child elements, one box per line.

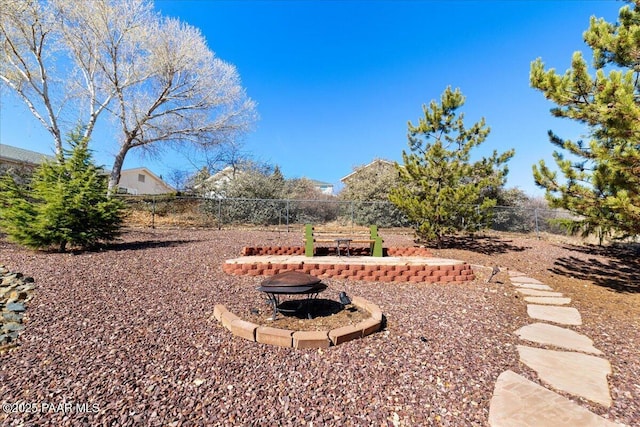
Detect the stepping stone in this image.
<box><xmin>515</xmin><ymin>323</ymin><xmax>602</xmax><ymax>354</ymax></box>
<box><xmin>511</xmin><ymin>276</ymin><xmax>543</xmax><ymax>284</ymax></box>
<box><xmin>516</xmin><ymin>289</ymin><xmax>564</xmax><ymax>297</ymax></box>
<box><xmin>489</xmin><ymin>370</ymin><xmax>621</xmax><ymax>426</ymax></box>
<box><xmin>507</xmin><ymin>270</ymin><xmax>526</xmax><ymax>277</ymax></box>
<box><xmin>524</xmin><ymin>297</ymin><xmax>571</xmax><ymax>305</ymax></box>
<box><xmin>527</xmin><ymin>305</ymin><xmax>582</xmax><ymax>325</ymax></box>
<box><xmin>513</xmin><ymin>283</ymin><xmax>553</xmax><ymax>291</ymax></box>
<box><xmin>517</xmin><ymin>345</ymin><xmax>612</xmax><ymax>407</ymax></box>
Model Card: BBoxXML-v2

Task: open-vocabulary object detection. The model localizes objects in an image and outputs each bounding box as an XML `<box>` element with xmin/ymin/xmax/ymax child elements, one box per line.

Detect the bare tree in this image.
<box><xmin>0</xmin><ymin>0</ymin><xmax>66</xmax><ymax>154</ymax></box>
<box><xmin>1</xmin><ymin>0</ymin><xmax>256</xmax><ymax>190</ymax></box>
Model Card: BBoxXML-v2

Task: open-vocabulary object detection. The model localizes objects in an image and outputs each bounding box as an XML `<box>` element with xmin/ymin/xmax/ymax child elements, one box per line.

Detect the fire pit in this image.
<box><xmin>257</xmin><ymin>271</ymin><xmax>327</xmax><ymax>320</ymax></box>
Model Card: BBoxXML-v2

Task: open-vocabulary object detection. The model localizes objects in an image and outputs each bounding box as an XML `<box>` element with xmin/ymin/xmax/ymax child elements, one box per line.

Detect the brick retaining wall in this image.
<box><xmin>224</xmin><ymin>257</ymin><xmax>474</xmax><ymax>284</ymax></box>
<box><xmin>229</xmin><ymin>246</ymin><xmax>474</xmax><ymax>283</ymax></box>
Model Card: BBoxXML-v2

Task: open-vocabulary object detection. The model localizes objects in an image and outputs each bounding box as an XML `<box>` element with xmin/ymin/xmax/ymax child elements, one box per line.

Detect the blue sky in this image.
<box><xmin>0</xmin><ymin>0</ymin><xmax>621</xmax><ymax>196</ymax></box>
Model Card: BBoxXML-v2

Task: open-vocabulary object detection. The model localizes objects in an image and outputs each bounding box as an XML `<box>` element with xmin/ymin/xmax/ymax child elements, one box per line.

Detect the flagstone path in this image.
<box><xmin>488</xmin><ymin>271</ymin><xmax>625</xmax><ymax>426</ymax></box>
<box><xmin>523</xmin><ymin>296</ymin><xmax>571</xmax><ymax>305</ymax></box>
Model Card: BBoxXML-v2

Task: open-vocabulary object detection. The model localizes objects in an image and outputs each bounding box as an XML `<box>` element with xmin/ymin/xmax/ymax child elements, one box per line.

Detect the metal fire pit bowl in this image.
<box><xmin>257</xmin><ymin>271</ymin><xmax>327</xmax><ymax>319</ymax></box>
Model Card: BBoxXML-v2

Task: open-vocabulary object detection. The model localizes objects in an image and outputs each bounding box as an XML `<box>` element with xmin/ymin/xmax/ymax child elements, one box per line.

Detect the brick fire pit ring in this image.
<box><xmin>212</xmin><ymin>295</ymin><xmax>383</xmax><ymax>349</ymax></box>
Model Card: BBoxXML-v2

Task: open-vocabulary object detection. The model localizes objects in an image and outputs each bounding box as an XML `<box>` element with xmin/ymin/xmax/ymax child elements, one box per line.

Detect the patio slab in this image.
<box><xmin>226</xmin><ymin>254</ymin><xmax>467</xmax><ymax>266</ymax></box>
<box><xmin>527</xmin><ymin>305</ymin><xmax>582</xmax><ymax>325</ymax></box>
<box><xmin>515</xmin><ymin>323</ymin><xmax>602</xmax><ymax>354</ymax></box>
<box><xmin>489</xmin><ymin>370</ymin><xmax>621</xmax><ymax>426</ymax></box>
<box><xmin>517</xmin><ymin>345</ymin><xmax>612</xmax><ymax>407</ymax></box>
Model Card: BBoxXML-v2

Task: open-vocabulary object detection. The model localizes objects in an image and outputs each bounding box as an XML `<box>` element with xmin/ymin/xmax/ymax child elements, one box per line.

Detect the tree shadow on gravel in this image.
<box><xmin>95</xmin><ymin>239</ymin><xmax>199</xmax><ymax>252</ymax></box>
<box><xmin>0</xmin><ymin>231</ymin><xmax>198</xmax><ymax>253</ymax></box>
<box><xmin>438</xmin><ymin>236</ymin><xmax>530</xmax><ymax>255</ymax></box>
<box><xmin>550</xmin><ymin>244</ymin><xmax>640</xmax><ymax>294</ymax></box>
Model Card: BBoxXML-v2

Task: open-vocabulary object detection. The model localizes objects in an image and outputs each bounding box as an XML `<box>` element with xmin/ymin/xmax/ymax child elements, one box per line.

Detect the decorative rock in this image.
<box><xmin>527</xmin><ymin>305</ymin><xmax>582</xmax><ymax>325</ymax></box>
<box><xmin>1</xmin><ymin>322</ymin><xmax>25</xmax><ymax>333</ymax></box>
<box><xmin>524</xmin><ymin>296</ymin><xmax>571</xmax><ymax>305</ymax></box>
<box><xmin>5</xmin><ymin>302</ymin><xmax>25</xmax><ymax>312</ymax></box>
<box><xmin>1</xmin><ymin>267</ymin><xmax>35</xmax><ymax>352</ymax></box>
<box><xmin>515</xmin><ymin>323</ymin><xmax>602</xmax><ymax>354</ymax></box>
<box><xmin>2</xmin><ymin>312</ymin><xmax>24</xmax><ymax>323</ymax></box>
<box><xmin>489</xmin><ymin>370</ymin><xmax>620</xmax><ymax>427</ymax></box>
<box><xmin>517</xmin><ymin>345</ymin><xmax>612</xmax><ymax>407</ymax></box>
<box><xmin>18</xmin><ymin>283</ymin><xmax>35</xmax><ymax>292</ymax></box>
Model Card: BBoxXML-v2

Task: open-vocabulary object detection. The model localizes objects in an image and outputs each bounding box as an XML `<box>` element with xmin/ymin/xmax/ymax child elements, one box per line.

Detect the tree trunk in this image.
<box><xmin>108</xmin><ymin>147</ymin><xmax>129</xmax><ymax>194</ymax></box>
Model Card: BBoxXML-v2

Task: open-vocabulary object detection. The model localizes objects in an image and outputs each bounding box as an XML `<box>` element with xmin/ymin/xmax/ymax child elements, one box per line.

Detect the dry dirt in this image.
<box><xmin>244</xmin><ymin>297</ymin><xmax>372</xmax><ymax>332</ymax></box>
<box><xmin>0</xmin><ymin>228</ymin><xmax>637</xmax><ymax>426</ymax></box>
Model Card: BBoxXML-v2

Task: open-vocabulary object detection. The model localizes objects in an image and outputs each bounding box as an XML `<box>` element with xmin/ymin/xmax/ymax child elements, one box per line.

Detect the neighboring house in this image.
<box><xmin>117</xmin><ymin>167</ymin><xmax>174</xmax><ymax>195</ymax></box>
<box><xmin>0</xmin><ymin>143</ymin><xmax>56</xmax><ymax>173</ymax></box>
<box><xmin>194</xmin><ymin>165</ymin><xmax>238</xmax><ymax>198</ymax></box>
<box><xmin>195</xmin><ymin>166</ymin><xmax>335</xmax><ymax>198</ymax></box>
<box><xmin>308</xmin><ymin>179</ymin><xmax>334</xmax><ymax>195</ymax></box>
<box><xmin>200</xmin><ymin>165</ymin><xmax>237</xmax><ymax>188</ymax></box>
<box><xmin>0</xmin><ymin>144</ymin><xmax>172</xmax><ymax>195</ymax></box>
<box><xmin>340</xmin><ymin>158</ymin><xmax>396</xmax><ymax>184</ymax></box>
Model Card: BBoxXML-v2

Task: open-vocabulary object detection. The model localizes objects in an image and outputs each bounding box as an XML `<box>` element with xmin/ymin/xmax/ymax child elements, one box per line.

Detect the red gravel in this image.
<box><xmin>0</xmin><ymin>228</ymin><xmax>636</xmax><ymax>426</ymax></box>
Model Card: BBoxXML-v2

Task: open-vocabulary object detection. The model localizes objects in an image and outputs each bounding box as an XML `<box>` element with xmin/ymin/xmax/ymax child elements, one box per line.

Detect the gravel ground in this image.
<box><xmin>0</xmin><ymin>228</ymin><xmax>636</xmax><ymax>426</ymax></box>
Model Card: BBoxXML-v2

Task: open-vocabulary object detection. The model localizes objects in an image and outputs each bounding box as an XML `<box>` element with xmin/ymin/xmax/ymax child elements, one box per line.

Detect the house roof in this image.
<box><xmin>0</xmin><ymin>143</ymin><xmax>56</xmax><ymax>164</ymax></box>
<box><xmin>307</xmin><ymin>179</ymin><xmax>333</xmax><ymax>187</ymax></box>
<box><xmin>340</xmin><ymin>159</ymin><xmax>395</xmax><ymax>183</ymax></box>
<box><xmin>205</xmin><ymin>166</ymin><xmax>237</xmax><ymax>182</ymax></box>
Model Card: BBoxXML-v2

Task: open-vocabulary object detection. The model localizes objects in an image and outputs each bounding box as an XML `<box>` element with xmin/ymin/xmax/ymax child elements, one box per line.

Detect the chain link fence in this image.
<box><xmin>117</xmin><ymin>194</ymin><xmax>575</xmax><ymax>236</ymax></box>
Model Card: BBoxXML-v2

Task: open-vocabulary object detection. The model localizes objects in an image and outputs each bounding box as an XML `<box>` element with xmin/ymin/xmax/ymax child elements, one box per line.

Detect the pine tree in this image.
<box><xmin>0</xmin><ymin>132</ymin><xmax>124</xmax><ymax>251</ymax></box>
<box><xmin>530</xmin><ymin>1</ymin><xmax>640</xmax><ymax>240</ymax></box>
<box><xmin>389</xmin><ymin>87</ymin><xmax>514</xmax><ymax>246</ymax></box>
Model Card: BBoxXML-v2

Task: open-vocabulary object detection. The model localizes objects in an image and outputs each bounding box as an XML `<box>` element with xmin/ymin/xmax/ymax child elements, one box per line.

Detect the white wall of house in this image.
<box><xmin>314</xmin><ymin>183</ymin><xmax>334</xmax><ymax>195</ymax></box>
<box><xmin>118</xmin><ymin>168</ymin><xmax>174</xmax><ymax>195</ymax></box>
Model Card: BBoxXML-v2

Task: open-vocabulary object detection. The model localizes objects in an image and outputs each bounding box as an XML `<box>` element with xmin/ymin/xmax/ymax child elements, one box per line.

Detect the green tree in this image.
<box><xmin>284</xmin><ymin>178</ymin><xmax>338</xmax><ymax>224</ymax></box>
<box><xmin>490</xmin><ymin>187</ymin><xmax>536</xmax><ymax>233</ymax></box>
<box><xmin>339</xmin><ymin>159</ymin><xmax>409</xmax><ymax>227</ymax></box>
<box><xmin>204</xmin><ymin>161</ymin><xmax>285</xmax><ymax>225</ymax></box>
<box><xmin>389</xmin><ymin>87</ymin><xmax>514</xmax><ymax>246</ymax></box>
<box><xmin>0</xmin><ymin>132</ymin><xmax>124</xmax><ymax>251</ymax></box>
<box><xmin>221</xmin><ymin>162</ymin><xmax>285</xmax><ymax>200</ymax></box>
<box><xmin>530</xmin><ymin>1</ymin><xmax>640</xmax><ymax>240</ymax></box>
